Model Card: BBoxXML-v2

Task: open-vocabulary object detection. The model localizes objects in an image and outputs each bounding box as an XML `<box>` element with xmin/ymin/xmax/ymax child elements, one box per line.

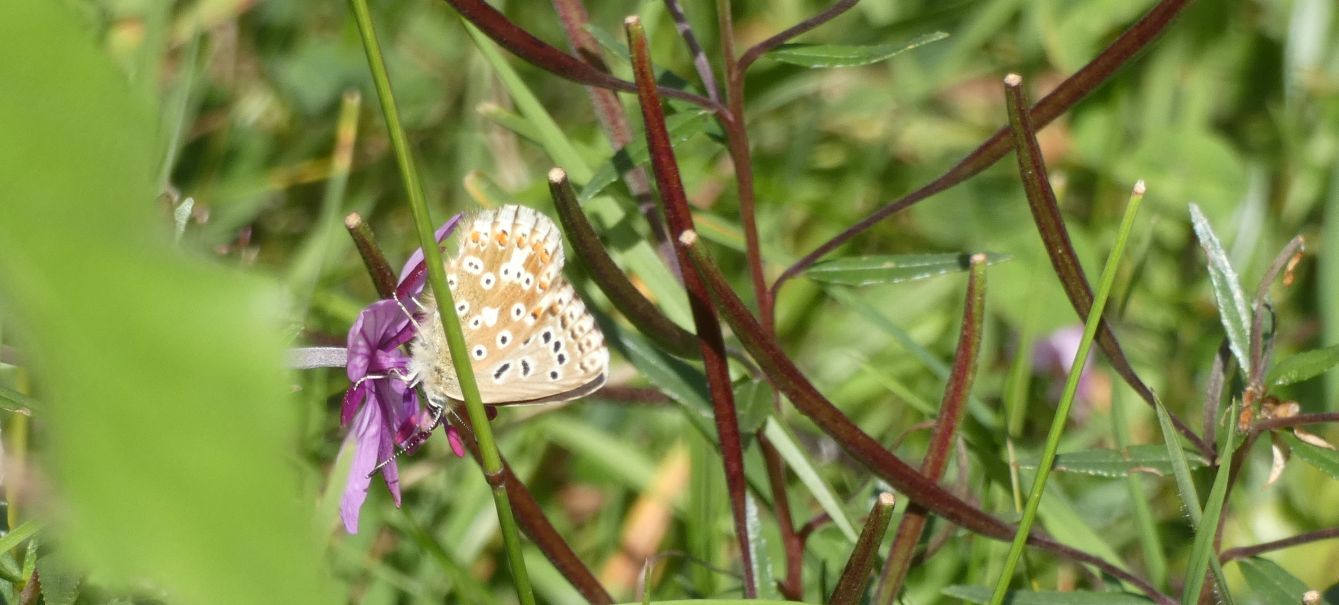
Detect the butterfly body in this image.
<box><xmin>409</xmin><ymin>205</ymin><xmax>608</xmax><ymax>407</ymax></box>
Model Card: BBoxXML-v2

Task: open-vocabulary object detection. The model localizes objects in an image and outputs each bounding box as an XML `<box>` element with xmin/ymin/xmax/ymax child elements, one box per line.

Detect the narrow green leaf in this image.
<box><xmin>1189</xmin><ymin>203</ymin><xmax>1252</xmax><ymax>373</ymax></box>
<box><xmin>762</xmin><ymin>418</ymin><xmax>859</xmax><ymax>542</ymax></box>
<box><xmin>1268</xmin><ymin>344</ymin><xmax>1339</xmax><ymax>386</ymax></box>
<box><xmin>1181</xmin><ymin>401</ymin><xmax>1240</xmax><ymax>605</ymax></box>
<box><xmin>768</xmin><ymin>32</ymin><xmax>950</xmax><ymax>68</ymax></box>
<box><xmin>0</xmin><ymin>520</ymin><xmax>43</xmax><ymax>556</ymax></box>
<box><xmin>1017</xmin><ymin>444</ymin><xmax>1208</xmax><ymax>477</ymax></box>
<box><xmin>807</xmin><ymin>252</ymin><xmax>1011</xmax><ymax>286</ymax></box>
<box><xmin>1237</xmin><ymin>557</ymin><xmax>1311</xmax><ymax>605</ymax></box>
<box><xmin>944</xmin><ymin>585</ymin><xmax>1153</xmax><ymax>604</ymax></box>
<box><xmin>1284</xmin><ymin>433</ymin><xmax>1339</xmax><ymax>480</ymax></box>
<box><xmin>578</xmin><ymin>110</ymin><xmax>712</xmax><ymax>204</ymax></box>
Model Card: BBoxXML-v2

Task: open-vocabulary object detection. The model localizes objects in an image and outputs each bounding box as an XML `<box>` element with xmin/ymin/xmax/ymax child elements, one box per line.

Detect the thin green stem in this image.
<box><xmin>989</xmin><ymin>181</ymin><xmax>1145</xmax><ymax>604</ymax></box>
<box><xmin>346</xmin><ymin>2</ymin><xmax>534</xmax><ymax>603</ymax></box>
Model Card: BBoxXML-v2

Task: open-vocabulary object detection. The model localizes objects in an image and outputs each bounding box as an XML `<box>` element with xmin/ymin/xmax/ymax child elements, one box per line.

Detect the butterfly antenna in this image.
<box><xmin>365</xmin><ymin>404</ymin><xmax>447</xmax><ymax>478</ymax></box>
<box><xmin>392</xmin><ymin>290</ymin><xmax>427</xmax><ymax>334</ymax></box>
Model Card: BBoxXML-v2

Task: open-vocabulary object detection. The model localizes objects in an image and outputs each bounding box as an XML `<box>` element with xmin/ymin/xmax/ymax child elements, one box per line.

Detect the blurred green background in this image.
<box><xmin>0</xmin><ymin>0</ymin><xmax>1337</xmax><ymax>603</ymax></box>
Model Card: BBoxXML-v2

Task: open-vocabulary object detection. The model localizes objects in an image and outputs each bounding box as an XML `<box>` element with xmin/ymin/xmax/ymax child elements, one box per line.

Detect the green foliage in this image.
<box><xmin>3</xmin><ymin>0</ymin><xmax>1338</xmax><ymax>602</ymax></box>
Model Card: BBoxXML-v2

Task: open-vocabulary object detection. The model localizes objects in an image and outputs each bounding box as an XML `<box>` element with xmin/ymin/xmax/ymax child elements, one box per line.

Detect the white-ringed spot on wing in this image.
<box><xmin>556</xmin><ymin>352</ymin><xmax>567</xmax><ymax>366</ymax></box>
<box><xmin>462</xmin><ymin>256</ymin><xmax>484</xmax><ymax>274</ymax></box>
<box><xmin>480</xmin><ymin>272</ymin><xmax>496</xmax><ymax>290</ymax></box>
<box><xmin>548</xmin><ymin>369</ymin><xmax>560</xmax><ymax>381</ymax></box>
<box><xmin>456</xmin><ymin>301</ymin><xmax>469</xmax><ymax>314</ymax></box>
<box><xmin>447</xmin><ymin>274</ymin><xmax>458</xmax><ymax>289</ymax></box>
<box><xmin>492</xmin><ymin>362</ymin><xmax>511</xmax><ymax>381</ymax></box>
<box><xmin>472</xmin><ymin>345</ymin><xmax>487</xmax><ymax>360</ymax></box>
<box><xmin>522</xmin><ymin>274</ymin><xmax>534</xmax><ymax>289</ymax></box>
<box><xmin>469</xmin><ymin>315</ymin><xmax>483</xmax><ymax>329</ymax></box>
<box><xmin>497</xmin><ymin>330</ymin><xmax>512</xmax><ymax>348</ymax></box>
<box><xmin>519</xmin><ymin>358</ymin><xmax>532</xmax><ymax>376</ymax></box>
<box><xmin>511</xmin><ymin>303</ymin><xmax>526</xmax><ymax>320</ymax></box>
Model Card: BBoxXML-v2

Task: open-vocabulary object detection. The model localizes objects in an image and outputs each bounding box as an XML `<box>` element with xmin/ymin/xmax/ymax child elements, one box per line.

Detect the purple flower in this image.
<box><xmin>338</xmin><ymin>214</ymin><xmax>466</xmax><ymax>534</ymax></box>
<box><xmin>1031</xmin><ymin>325</ymin><xmax>1105</xmax><ymax>416</ymax></box>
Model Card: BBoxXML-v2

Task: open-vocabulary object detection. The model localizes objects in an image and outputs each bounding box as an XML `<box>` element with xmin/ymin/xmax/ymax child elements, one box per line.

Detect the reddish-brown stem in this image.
<box><xmin>345</xmin><ymin>212</ymin><xmax>398</xmax><ymax>298</ymax></box>
<box><xmin>443</xmin><ymin>0</ymin><xmax>725</xmax><ymax>113</ymax></box>
<box><xmin>775</xmin><ymin>0</ymin><xmax>1194</xmax><ymax>300</ymax></box>
<box><xmin>760</xmin><ymin>433</ymin><xmax>804</xmax><ymax>600</ymax></box>
<box><xmin>676</xmin><ymin>233</ymin><xmax>1174</xmax><ymax>605</ymax></box>
<box><xmin>714</xmin><ymin>2</ymin><xmax>770</xmax><ymax>330</ymax></box>
<box><xmin>549</xmin><ymin>0</ymin><xmax>678</xmax><ymax>270</ymax></box>
<box><xmin>736</xmin><ymin>0</ymin><xmax>858</xmax><ymax>73</ymax></box>
<box><xmin>1220</xmin><ymin>527</ymin><xmax>1339</xmax><ymax>562</ymax></box>
<box><xmin>830</xmin><ymin>493</ymin><xmax>897</xmax><ymax>605</ymax></box>
<box><xmin>1202</xmin><ymin>342</ymin><xmax>1233</xmax><ymax>449</ymax></box>
<box><xmin>627</xmin><ymin>17</ymin><xmax>758</xmax><ymax>597</ymax></box>
<box><xmin>449</xmin><ymin>415</ymin><xmax>615</xmax><ymax>604</ymax></box>
<box><xmin>875</xmin><ymin>256</ymin><xmax>987</xmax><ymax>604</ymax></box>
<box><xmin>1001</xmin><ymin>74</ymin><xmax>1210</xmax><ymax>458</ymax></box>
<box><xmin>1252</xmin><ymin>412</ymin><xmax>1339</xmax><ymax>432</ymax></box>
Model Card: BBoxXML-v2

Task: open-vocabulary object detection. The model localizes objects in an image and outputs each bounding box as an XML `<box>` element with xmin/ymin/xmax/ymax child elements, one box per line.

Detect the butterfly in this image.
<box><xmin>367</xmin><ymin>205</ymin><xmax>607</xmax><ymax>475</ymax></box>
<box><xmin>408</xmin><ymin>204</ymin><xmax>609</xmax><ymax>408</ymax></box>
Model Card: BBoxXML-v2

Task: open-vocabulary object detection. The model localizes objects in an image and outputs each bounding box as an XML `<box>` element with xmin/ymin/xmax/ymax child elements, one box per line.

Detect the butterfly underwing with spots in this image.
<box><xmin>409</xmin><ymin>204</ymin><xmax>609</xmax><ymax>407</ymax></box>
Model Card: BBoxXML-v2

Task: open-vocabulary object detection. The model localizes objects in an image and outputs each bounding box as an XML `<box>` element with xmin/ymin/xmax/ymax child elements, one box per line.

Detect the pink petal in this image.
<box><xmin>339</xmin><ymin>403</ymin><xmax>384</xmax><ymax>534</ymax></box>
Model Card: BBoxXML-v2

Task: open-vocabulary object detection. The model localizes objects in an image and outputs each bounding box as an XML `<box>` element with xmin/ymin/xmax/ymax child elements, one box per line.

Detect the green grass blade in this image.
<box><xmin>990</xmin><ymin>183</ymin><xmax>1144</xmax><ymax>604</ymax></box>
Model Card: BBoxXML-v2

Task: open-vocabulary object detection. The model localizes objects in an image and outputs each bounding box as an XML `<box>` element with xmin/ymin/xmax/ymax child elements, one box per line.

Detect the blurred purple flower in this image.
<box><xmin>338</xmin><ymin>214</ymin><xmax>465</xmax><ymax>534</ymax></box>
<box><xmin>1031</xmin><ymin>325</ymin><xmax>1101</xmax><ymax>413</ymax></box>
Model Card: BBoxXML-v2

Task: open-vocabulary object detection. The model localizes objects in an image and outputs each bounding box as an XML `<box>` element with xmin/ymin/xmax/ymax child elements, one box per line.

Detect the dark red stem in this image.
<box><xmin>443</xmin><ymin>0</ymin><xmax>724</xmax><ymax>112</ymax></box>
<box><xmin>1220</xmin><ymin>527</ymin><xmax>1339</xmax><ymax>562</ymax></box>
<box><xmin>627</xmin><ymin>17</ymin><xmax>758</xmax><ymax>597</ymax></box>
<box><xmin>1001</xmin><ymin>73</ymin><xmax>1210</xmax><ymax>457</ymax></box>
<box><xmin>875</xmin><ymin>256</ymin><xmax>987</xmax><ymax>604</ymax></box>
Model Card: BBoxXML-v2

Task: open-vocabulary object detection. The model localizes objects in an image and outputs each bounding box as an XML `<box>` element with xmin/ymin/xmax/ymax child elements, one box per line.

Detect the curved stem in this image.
<box><xmin>628</xmin><ymin>17</ymin><xmax>758</xmax><ymax>596</ymax></box>
<box><xmin>1220</xmin><ymin>527</ymin><xmax>1339</xmax><ymax>562</ymax></box>
<box><xmin>443</xmin><ymin>0</ymin><xmax>726</xmax><ymax>113</ymax></box>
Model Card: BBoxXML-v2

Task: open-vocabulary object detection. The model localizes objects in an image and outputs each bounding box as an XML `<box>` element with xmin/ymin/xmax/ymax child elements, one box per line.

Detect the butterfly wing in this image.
<box><xmin>411</xmin><ymin>205</ymin><xmax>608</xmax><ymax>406</ymax></box>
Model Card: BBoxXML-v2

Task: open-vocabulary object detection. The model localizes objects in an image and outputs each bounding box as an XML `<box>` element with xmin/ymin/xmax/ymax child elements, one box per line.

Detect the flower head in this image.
<box><xmin>338</xmin><ymin>214</ymin><xmax>466</xmax><ymax>534</ymax></box>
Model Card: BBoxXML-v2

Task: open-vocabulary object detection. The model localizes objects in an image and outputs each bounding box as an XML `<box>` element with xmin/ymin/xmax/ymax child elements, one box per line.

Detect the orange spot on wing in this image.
<box><xmin>496</xmin><ymin>231</ymin><xmax>509</xmax><ymax>245</ymax></box>
<box><xmin>470</xmin><ymin>231</ymin><xmax>481</xmax><ymax>243</ymax></box>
